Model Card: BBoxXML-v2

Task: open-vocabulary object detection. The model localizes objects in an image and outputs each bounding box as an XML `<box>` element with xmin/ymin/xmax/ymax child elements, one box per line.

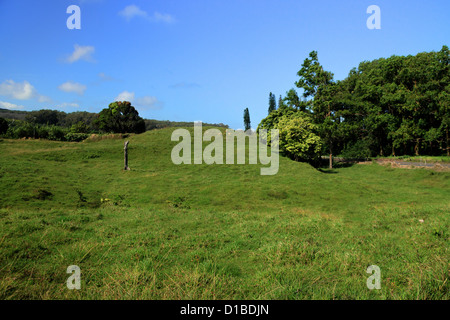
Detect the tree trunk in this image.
<box><xmin>124</xmin><ymin>140</ymin><xmax>130</xmax><ymax>170</ymax></box>
<box><xmin>447</xmin><ymin>127</ymin><xmax>449</xmax><ymax>157</ymax></box>
<box><xmin>415</xmin><ymin>139</ymin><xmax>420</xmax><ymax>156</ymax></box>
<box><xmin>329</xmin><ymin>146</ymin><xmax>333</xmax><ymax>169</ymax></box>
<box><xmin>392</xmin><ymin>144</ymin><xmax>395</xmax><ymax>157</ymax></box>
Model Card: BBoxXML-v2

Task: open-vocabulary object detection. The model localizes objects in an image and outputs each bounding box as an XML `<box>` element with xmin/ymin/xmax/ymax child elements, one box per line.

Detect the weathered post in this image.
<box><xmin>124</xmin><ymin>140</ymin><xmax>130</xmax><ymax>170</ymax></box>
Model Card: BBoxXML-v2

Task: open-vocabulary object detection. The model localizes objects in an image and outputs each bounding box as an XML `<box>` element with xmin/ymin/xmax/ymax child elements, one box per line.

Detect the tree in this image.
<box><xmin>268</xmin><ymin>92</ymin><xmax>277</xmax><ymax>114</ymax></box>
<box><xmin>276</xmin><ymin>112</ymin><xmax>322</xmax><ymax>164</ymax></box>
<box><xmin>296</xmin><ymin>50</ymin><xmax>335</xmax><ymax>168</ymax></box>
<box><xmin>0</xmin><ymin>117</ymin><xmax>8</xmax><ymax>135</ymax></box>
<box><xmin>243</xmin><ymin>108</ymin><xmax>251</xmax><ymax>131</ymax></box>
<box><xmin>278</xmin><ymin>95</ymin><xmax>287</xmax><ymax>110</ymax></box>
<box><xmin>257</xmin><ymin>105</ymin><xmax>297</xmax><ymax>145</ymax></box>
<box><xmin>94</xmin><ymin>101</ymin><xmax>146</xmax><ymax>134</ymax></box>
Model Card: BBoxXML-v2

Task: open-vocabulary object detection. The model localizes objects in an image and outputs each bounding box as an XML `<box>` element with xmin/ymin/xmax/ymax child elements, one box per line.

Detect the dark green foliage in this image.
<box><xmin>268</xmin><ymin>92</ymin><xmax>276</xmax><ymax>114</ymax></box>
<box><xmin>0</xmin><ymin>108</ymin><xmax>229</xmax><ymax>139</ymax></box>
<box><xmin>264</xmin><ymin>46</ymin><xmax>450</xmax><ymax>163</ymax></box>
<box><xmin>278</xmin><ymin>95</ymin><xmax>286</xmax><ymax>110</ymax></box>
<box><xmin>340</xmin><ymin>139</ymin><xmax>373</xmax><ymax>159</ymax></box>
<box><xmin>48</xmin><ymin>126</ymin><xmax>66</xmax><ymax>141</ymax></box>
<box><xmin>144</xmin><ymin>119</ymin><xmax>228</xmax><ymax>131</ymax></box>
<box><xmin>26</xmin><ymin>109</ymin><xmax>61</xmax><ymax>126</ymax></box>
<box><xmin>64</xmin><ymin>133</ymin><xmax>89</xmax><ymax>142</ymax></box>
<box><xmin>0</xmin><ymin>117</ymin><xmax>8</xmax><ymax>135</ymax></box>
<box><xmin>94</xmin><ymin>101</ymin><xmax>146</xmax><ymax>134</ymax></box>
<box><xmin>70</xmin><ymin>121</ymin><xmax>89</xmax><ymax>133</ymax></box>
<box><xmin>243</xmin><ymin>108</ymin><xmax>251</xmax><ymax>131</ymax></box>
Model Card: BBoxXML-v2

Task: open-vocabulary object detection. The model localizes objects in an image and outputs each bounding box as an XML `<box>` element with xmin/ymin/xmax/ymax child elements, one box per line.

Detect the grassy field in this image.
<box><xmin>0</xmin><ymin>128</ymin><xmax>449</xmax><ymax>300</ymax></box>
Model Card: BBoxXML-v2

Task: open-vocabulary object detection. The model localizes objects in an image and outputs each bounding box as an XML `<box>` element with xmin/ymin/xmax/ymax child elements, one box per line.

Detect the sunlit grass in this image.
<box><xmin>0</xmin><ymin>128</ymin><xmax>448</xmax><ymax>299</ymax></box>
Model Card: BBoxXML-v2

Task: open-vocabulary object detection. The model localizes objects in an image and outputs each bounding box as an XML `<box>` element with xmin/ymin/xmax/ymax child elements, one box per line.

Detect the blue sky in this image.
<box><xmin>0</xmin><ymin>0</ymin><xmax>448</xmax><ymax>129</ymax></box>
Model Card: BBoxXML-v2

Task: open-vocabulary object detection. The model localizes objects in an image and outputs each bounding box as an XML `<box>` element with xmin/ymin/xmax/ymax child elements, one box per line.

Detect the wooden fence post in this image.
<box><xmin>124</xmin><ymin>140</ymin><xmax>130</xmax><ymax>170</ymax></box>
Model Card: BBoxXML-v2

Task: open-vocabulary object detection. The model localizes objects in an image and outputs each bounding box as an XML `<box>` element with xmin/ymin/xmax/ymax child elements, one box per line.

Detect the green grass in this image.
<box><xmin>378</xmin><ymin>155</ymin><xmax>450</xmax><ymax>163</ymax></box>
<box><xmin>0</xmin><ymin>128</ymin><xmax>449</xmax><ymax>299</ymax></box>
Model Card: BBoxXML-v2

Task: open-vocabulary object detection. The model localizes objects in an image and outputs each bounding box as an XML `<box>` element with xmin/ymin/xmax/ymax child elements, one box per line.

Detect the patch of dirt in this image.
<box><xmin>375</xmin><ymin>159</ymin><xmax>450</xmax><ymax>172</ymax></box>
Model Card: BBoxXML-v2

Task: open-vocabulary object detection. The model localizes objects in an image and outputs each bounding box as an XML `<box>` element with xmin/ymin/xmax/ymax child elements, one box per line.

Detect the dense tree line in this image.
<box><xmin>259</xmin><ymin>46</ymin><xmax>450</xmax><ymax>167</ymax></box>
<box><xmin>0</xmin><ymin>103</ymin><xmax>229</xmax><ymax>141</ymax></box>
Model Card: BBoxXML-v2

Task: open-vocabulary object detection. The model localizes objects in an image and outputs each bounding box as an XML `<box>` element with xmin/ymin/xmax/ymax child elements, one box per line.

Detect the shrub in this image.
<box><xmin>276</xmin><ymin>112</ymin><xmax>323</xmax><ymax>163</ymax></box>
<box><xmin>48</xmin><ymin>126</ymin><xmax>67</xmax><ymax>141</ymax></box>
<box><xmin>65</xmin><ymin>132</ymin><xmax>89</xmax><ymax>142</ymax></box>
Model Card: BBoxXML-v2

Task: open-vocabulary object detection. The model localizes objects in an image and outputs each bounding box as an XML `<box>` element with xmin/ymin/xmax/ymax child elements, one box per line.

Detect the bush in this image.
<box><xmin>37</xmin><ymin>126</ymin><xmax>50</xmax><ymax>139</ymax></box>
<box><xmin>276</xmin><ymin>112</ymin><xmax>323</xmax><ymax>163</ymax></box>
<box><xmin>14</xmin><ymin>122</ymin><xmax>35</xmax><ymax>138</ymax></box>
<box><xmin>65</xmin><ymin>132</ymin><xmax>89</xmax><ymax>142</ymax></box>
<box><xmin>48</xmin><ymin>126</ymin><xmax>67</xmax><ymax>141</ymax></box>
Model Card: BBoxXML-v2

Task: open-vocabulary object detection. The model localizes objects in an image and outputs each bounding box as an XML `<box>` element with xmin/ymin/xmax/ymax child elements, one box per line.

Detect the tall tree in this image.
<box><xmin>268</xmin><ymin>92</ymin><xmax>277</xmax><ymax>114</ymax></box>
<box><xmin>278</xmin><ymin>95</ymin><xmax>286</xmax><ymax>110</ymax></box>
<box><xmin>296</xmin><ymin>51</ymin><xmax>335</xmax><ymax>168</ymax></box>
<box><xmin>243</xmin><ymin>108</ymin><xmax>251</xmax><ymax>131</ymax></box>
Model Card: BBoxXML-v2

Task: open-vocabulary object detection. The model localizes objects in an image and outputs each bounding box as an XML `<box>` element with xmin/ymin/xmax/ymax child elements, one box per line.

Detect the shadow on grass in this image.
<box><xmin>316</xmin><ymin>159</ymin><xmax>358</xmax><ymax>173</ymax></box>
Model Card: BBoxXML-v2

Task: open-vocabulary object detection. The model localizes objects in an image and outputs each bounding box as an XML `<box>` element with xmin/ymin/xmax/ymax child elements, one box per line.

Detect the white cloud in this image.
<box><xmin>56</xmin><ymin>102</ymin><xmax>80</xmax><ymax>109</ymax></box>
<box><xmin>115</xmin><ymin>90</ymin><xmax>135</xmax><ymax>102</ymax></box>
<box><xmin>0</xmin><ymin>79</ymin><xmax>51</xmax><ymax>102</ymax></box>
<box><xmin>114</xmin><ymin>91</ymin><xmax>163</xmax><ymax>109</ymax></box>
<box><xmin>65</xmin><ymin>44</ymin><xmax>95</xmax><ymax>63</ymax></box>
<box><xmin>0</xmin><ymin>79</ymin><xmax>35</xmax><ymax>100</ymax></box>
<box><xmin>152</xmin><ymin>12</ymin><xmax>175</xmax><ymax>24</ymax></box>
<box><xmin>136</xmin><ymin>96</ymin><xmax>163</xmax><ymax>109</ymax></box>
<box><xmin>119</xmin><ymin>5</ymin><xmax>175</xmax><ymax>23</ymax></box>
<box><xmin>0</xmin><ymin>101</ymin><xmax>25</xmax><ymax>110</ymax></box>
<box><xmin>119</xmin><ymin>5</ymin><xmax>147</xmax><ymax>21</ymax></box>
<box><xmin>58</xmin><ymin>81</ymin><xmax>87</xmax><ymax>95</ymax></box>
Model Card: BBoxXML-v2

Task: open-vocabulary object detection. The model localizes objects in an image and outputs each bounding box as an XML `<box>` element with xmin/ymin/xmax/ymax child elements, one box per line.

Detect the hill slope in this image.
<box><xmin>0</xmin><ymin>128</ymin><xmax>448</xmax><ymax>299</ymax></box>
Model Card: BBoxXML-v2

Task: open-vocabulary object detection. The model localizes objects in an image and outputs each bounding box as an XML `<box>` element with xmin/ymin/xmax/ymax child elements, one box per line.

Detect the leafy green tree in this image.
<box><xmin>268</xmin><ymin>92</ymin><xmax>277</xmax><ymax>114</ymax></box>
<box><xmin>296</xmin><ymin>50</ymin><xmax>335</xmax><ymax>167</ymax></box>
<box><xmin>95</xmin><ymin>101</ymin><xmax>145</xmax><ymax>134</ymax></box>
<box><xmin>276</xmin><ymin>112</ymin><xmax>322</xmax><ymax>164</ymax></box>
<box><xmin>257</xmin><ymin>105</ymin><xmax>297</xmax><ymax>145</ymax></box>
<box><xmin>278</xmin><ymin>95</ymin><xmax>286</xmax><ymax>110</ymax></box>
<box><xmin>243</xmin><ymin>108</ymin><xmax>251</xmax><ymax>131</ymax></box>
<box><xmin>70</xmin><ymin>121</ymin><xmax>89</xmax><ymax>133</ymax></box>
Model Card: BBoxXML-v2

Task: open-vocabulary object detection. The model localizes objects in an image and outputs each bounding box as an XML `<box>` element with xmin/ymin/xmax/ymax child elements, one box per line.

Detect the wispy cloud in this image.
<box><xmin>119</xmin><ymin>5</ymin><xmax>175</xmax><ymax>24</ymax></box>
<box><xmin>119</xmin><ymin>5</ymin><xmax>147</xmax><ymax>21</ymax></box>
<box><xmin>152</xmin><ymin>12</ymin><xmax>175</xmax><ymax>24</ymax></box>
<box><xmin>98</xmin><ymin>72</ymin><xmax>115</xmax><ymax>81</ymax></box>
<box><xmin>0</xmin><ymin>79</ymin><xmax>51</xmax><ymax>102</ymax></box>
<box><xmin>114</xmin><ymin>90</ymin><xmax>163</xmax><ymax>110</ymax></box>
<box><xmin>170</xmin><ymin>82</ymin><xmax>201</xmax><ymax>89</ymax></box>
<box><xmin>58</xmin><ymin>81</ymin><xmax>87</xmax><ymax>95</ymax></box>
<box><xmin>0</xmin><ymin>101</ymin><xmax>25</xmax><ymax>110</ymax></box>
<box><xmin>56</xmin><ymin>102</ymin><xmax>80</xmax><ymax>109</ymax></box>
<box><xmin>65</xmin><ymin>44</ymin><xmax>95</xmax><ymax>63</ymax></box>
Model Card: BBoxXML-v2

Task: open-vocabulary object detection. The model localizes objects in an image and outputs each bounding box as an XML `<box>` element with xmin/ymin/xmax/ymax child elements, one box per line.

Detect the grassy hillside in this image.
<box><xmin>0</xmin><ymin>127</ymin><xmax>449</xmax><ymax>299</ymax></box>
